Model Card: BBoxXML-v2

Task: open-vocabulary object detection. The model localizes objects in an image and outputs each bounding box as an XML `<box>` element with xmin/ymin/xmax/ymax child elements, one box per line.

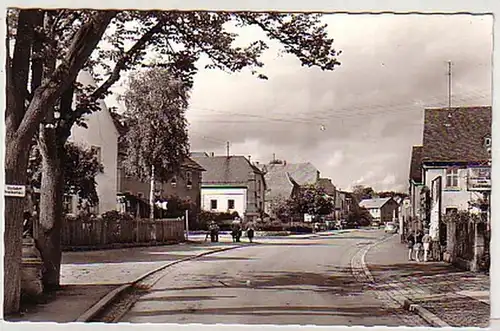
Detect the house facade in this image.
<box><xmin>408</xmin><ymin>145</ymin><xmax>424</xmax><ymax>232</ymax></box>
<box><xmin>192</xmin><ymin>155</ymin><xmax>266</xmax><ymax>221</ymax></box>
<box><xmin>67</xmin><ymin>71</ymin><xmax>119</xmax><ymax>214</ymax></box>
<box><xmin>117</xmin><ymin>158</ymin><xmax>205</xmax><ymax>213</ymax></box>
<box><xmin>421</xmin><ymin>106</ymin><xmax>492</xmax><ymax>243</ymax></box>
<box><xmin>359</xmin><ymin>197</ymin><xmax>399</xmax><ymax>224</ymax></box>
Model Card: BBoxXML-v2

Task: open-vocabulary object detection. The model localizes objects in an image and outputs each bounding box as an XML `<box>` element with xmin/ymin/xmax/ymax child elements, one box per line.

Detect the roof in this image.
<box><xmin>181</xmin><ymin>157</ymin><xmax>206</xmax><ymax>172</ymax></box>
<box><xmin>422</xmin><ymin>106</ymin><xmax>492</xmax><ymax>163</ymax></box>
<box><xmin>409</xmin><ymin>145</ymin><xmax>423</xmax><ymax>183</ymax></box>
<box><xmin>190</xmin><ymin>152</ymin><xmax>210</xmax><ymax>158</ymax></box>
<box><xmin>359</xmin><ymin>197</ymin><xmax>393</xmax><ymax>209</ymax></box>
<box><xmin>317</xmin><ymin>178</ymin><xmax>336</xmax><ymax>195</ymax></box>
<box><xmin>264</xmin><ymin>162</ymin><xmax>319</xmax><ymax>199</ymax></box>
<box><xmin>265</xmin><ymin>171</ymin><xmax>298</xmax><ymax>200</ymax></box>
<box><xmin>192</xmin><ymin>155</ymin><xmax>263</xmax><ymax>186</ymax></box>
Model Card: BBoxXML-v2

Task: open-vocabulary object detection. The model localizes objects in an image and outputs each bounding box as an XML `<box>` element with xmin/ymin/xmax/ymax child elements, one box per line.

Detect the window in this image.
<box><xmin>484</xmin><ymin>137</ymin><xmax>492</xmax><ymax>147</ymax></box>
<box><xmin>228</xmin><ymin>199</ymin><xmax>235</xmax><ymax>210</ymax></box>
<box><xmin>210</xmin><ymin>199</ymin><xmax>217</xmax><ymax>210</ymax></box>
<box><xmin>91</xmin><ymin>146</ymin><xmax>102</xmax><ymax>163</ymax></box>
<box><xmin>171</xmin><ymin>176</ymin><xmax>177</xmax><ymax>187</ymax></box>
<box><xmin>446</xmin><ymin>208</ymin><xmax>458</xmax><ymax>215</ymax></box>
<box><xmin>186</xmin><ymin>171</ymin><xmax>192</xmax><ymax>188</ymax></box>
<box><xmin>445</xmin><ymin>168</ymin><xmax>459</xmax><ymax>188</ymax></box>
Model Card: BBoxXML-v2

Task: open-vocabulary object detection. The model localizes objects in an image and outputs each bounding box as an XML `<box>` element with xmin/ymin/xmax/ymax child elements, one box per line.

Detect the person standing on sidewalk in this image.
<box><xmin>406</xmin><ymin>231</ymin><xmax>415</xmax><ymax>261</ymax></box>
<box><xmin>422</xmin><ymin>229</ymin><xmax>431</xmax><ymax>262</ymax></box>
<box><xmin>414</xmin><ymin>230</ymin><xmax>424</xmax><ymax>262</ymax></box>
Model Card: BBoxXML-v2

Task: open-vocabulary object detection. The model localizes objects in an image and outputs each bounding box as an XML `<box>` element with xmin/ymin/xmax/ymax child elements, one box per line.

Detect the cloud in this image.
<box><xmin>108</xmin><ymin>14</ymin><xmax>493</xmax><ymax>192</ymax></box>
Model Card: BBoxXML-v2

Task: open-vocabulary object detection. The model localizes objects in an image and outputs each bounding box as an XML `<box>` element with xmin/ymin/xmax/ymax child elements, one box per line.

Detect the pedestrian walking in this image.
<box><xmin>406</xmin><ymin>231</ymin><xmax>415</xmax><ymax>261</ymax></box>
<box><xmin>246</xmin><ymin>221</ymin><xmax>255</xmax><ymax>243</ymax></box>
<box><xmin>422</xmin><ymin>230</ymin><xmax>431</xmax><ymax>262</ymax></box>
<box><xmin>414</xmin><ymin>230</ymin><xmax>424</xmax><ymax>262</ymax></box>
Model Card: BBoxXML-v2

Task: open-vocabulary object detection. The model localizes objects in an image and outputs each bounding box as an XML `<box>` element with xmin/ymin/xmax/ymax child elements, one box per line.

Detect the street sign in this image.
<box><xmin>467</xmin><ymin>167</ymin><xmax>491</xmax><ymax>191</ymax></box>
<box><xmin>5</xmin><ymin>185</ymin><xmax>26</xmax><ymax>197</ymax></box>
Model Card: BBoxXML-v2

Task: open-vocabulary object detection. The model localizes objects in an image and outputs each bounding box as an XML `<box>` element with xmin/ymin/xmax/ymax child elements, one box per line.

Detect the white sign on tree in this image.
<box><xmin>5</xmin><ymin>185</ymin><xmax>26</xmax><ymax>198</ymax></box>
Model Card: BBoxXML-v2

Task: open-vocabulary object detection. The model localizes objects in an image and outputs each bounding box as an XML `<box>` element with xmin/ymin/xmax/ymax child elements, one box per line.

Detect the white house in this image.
<box><xmin>421</xmin><ymin>106</ymin><xmax>492</xmax><ymax>241</ymax></box>
<box><xmin>67</xmin><ymin>71</ymin><xmax>120</xmax><ymax>214</ymax></box>
<box><xmin>192</xmin><ymin>155</ymin><xmax>266</xmax><ymax>221</ymax></box>
<box><xmin>359</xmin><ymin>197</ymin><xmax>399</xmax><ymax>224</ymax></box>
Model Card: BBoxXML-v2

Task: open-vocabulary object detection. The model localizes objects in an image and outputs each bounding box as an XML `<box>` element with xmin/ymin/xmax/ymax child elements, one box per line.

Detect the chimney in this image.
<box><xmin>248</xmin><ymin>155</ymin><xmax>251</xmax><ymax>162</ymax></box>
<box><xmin>211</xmin><ymin>152</ymin><xmax>215</xmax><ymax>157</ymax></box>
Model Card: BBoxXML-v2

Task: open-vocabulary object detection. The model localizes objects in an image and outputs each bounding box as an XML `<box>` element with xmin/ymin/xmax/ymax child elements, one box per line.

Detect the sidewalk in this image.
<box><xmin>7</xmin><ymin>242</ymin><xmax>236</xmax><ymax>322</ymax></box>
<box><xmin>365</xmin><ymin>234</ymin><xmax>490</xmax><ymax>327</ymax></box>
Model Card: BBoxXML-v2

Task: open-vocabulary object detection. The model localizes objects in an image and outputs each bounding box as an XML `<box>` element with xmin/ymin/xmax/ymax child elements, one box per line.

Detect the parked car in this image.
<box><xmin>384</xmin><ymin>222</ymin><xmax>397</xmax><ymax>233</ymax></box>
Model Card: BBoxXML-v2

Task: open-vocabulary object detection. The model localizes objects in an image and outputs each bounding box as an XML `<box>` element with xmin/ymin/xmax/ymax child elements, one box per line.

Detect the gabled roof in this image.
<box><xmin>192</xmin><ymin>155</ymin><xmax>263</xmax><ymax>186</ymax></box>
<box><xmin>266</xmin><ymin>162</ymin><xmax>319</xmax><ymax>186</ymax></box>
<box><xmin>190</xmin><ymin>151</ymin><xmax>210</xmax><ymax>158</ymax></box>
<box><xmin>264</xmin><ymin>162</ymin><xmax>319</xmax><ymax>199</ymax></box>
<box><xmin>317</xmin><ymin>178</ymin><xmax>336</xmax><ymax>195</ymax></box>
<box><xmin>422</xmin><ymin>106</ymin><xmax>492</xmax><ymax>163</ymax></box>
<box><xmin>359</xmin><ymin>197</ymin><xmax>393</xmax><ymax>209</ymax></box>
<box><xmin>409</xmin><ymin>145</ymin><xmax>423</xmax><ymax>183</ymax></box>
<box><xmin>265</xmin><ymin>171</ymin><xmax>299</xmax><ymax>200</ymax></box>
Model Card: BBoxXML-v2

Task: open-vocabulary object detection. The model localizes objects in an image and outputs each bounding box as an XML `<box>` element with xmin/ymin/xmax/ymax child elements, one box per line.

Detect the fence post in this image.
<box><xmin>472</xmin><ymin>221</ymin><xmax>486</xmax><ymax>272</ymax></box>
<box><xmin>185</xmin><ymin>210</ymin><xmax>189</xmax><ymax>241</ymax></box>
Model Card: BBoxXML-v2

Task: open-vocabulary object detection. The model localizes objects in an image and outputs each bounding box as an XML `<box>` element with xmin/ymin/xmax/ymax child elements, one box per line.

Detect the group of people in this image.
<box><xmin>231</xmin><ymin>219</ymin><xmax>255</xmax><ymax>243</ymax></box>
<box><xmin>206</xmin><ymin>219</ymin><xmax>255</xmax><ymax>243</ymax></box>
<box><xmin>406</xmin><ymin>229</ymin><xmax>432</xmax><ymax>262</ymax></box>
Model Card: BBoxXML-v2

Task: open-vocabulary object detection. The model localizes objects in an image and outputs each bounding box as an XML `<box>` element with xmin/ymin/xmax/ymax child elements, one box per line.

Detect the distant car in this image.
<box><xmin>384</xmin><ymin>222</ymin><xmax>397</xmax><ymax>233</ymax></box>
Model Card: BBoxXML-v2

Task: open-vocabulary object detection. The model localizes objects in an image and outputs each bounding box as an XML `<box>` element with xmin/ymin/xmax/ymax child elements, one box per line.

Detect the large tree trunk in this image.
<box><xmin>35</xmin><ymin>126</ymin><xmax>65</xmax><ymax>290</ymax></box>
<box><xmin>4</xmin><ymin>145</ymin><xmax>29</xmax><ymax>314</ymax></box>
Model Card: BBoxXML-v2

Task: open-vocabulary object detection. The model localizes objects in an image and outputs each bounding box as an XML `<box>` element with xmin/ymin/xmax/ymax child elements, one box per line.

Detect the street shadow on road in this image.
<box><xmin>367</xmin><ymin>263</ymin><xmax>490</xmax><ymax>294</ymax></box>
<box><xmin>125</xmin><ymin>304</ymin><xmax>411</xmax><ymax>324</ymax></box>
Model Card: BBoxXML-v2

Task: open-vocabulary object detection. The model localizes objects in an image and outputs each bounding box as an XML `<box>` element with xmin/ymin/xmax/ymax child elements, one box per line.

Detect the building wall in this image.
<box><xmin>69</xmin><ymin>94</ymin><xmax>118</xmax><ymax>214</ymax></box>
<box><xmin>201</xmin><ymin>187</ymin><xmax>247</xmax><ymax>217</ymax></box>
<box><xmin>118</xmin><ymin>167</ymin><xmax>203</xmax><ymax>211</ymax></box>
<box><xmin>368</xmin><ymin>208</ymin><xmax>381</xmax><ymax>220</ymax></box>
<box><xmin>380</xmin><ymin>200</ymin><xmax>399</xmax><ymax>223</ymax></box>
<box><xmin>424</xmin><ymin>167</ymin><xmax>473</xmax><ymax>213</ymax></box>
<box><xmin>246</xmin><ymin>172</ymin><xmax>266</xmax><ymax>216</ymax></box>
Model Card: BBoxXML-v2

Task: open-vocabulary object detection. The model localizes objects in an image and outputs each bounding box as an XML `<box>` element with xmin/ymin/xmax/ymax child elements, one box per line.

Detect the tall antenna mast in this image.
<box><xmin>448</xmin><ymin>60</ymin><xmax>452</xmax><ymax>109</ymax></box>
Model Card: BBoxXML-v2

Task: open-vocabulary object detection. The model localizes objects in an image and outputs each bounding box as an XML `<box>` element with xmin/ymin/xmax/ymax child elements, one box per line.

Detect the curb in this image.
<box><xmin>75</xmin><ymin>245</ymin><xmax>240</xmax><ymax>322</ymax></box>
<box><xmin>360</xmin><ymin>234</ymin><xmax>451</xmax><ymax>328</ymax></box>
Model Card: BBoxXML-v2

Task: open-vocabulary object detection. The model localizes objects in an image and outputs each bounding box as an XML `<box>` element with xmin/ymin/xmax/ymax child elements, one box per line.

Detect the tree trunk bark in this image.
<box><xmin>4</xmin><ymin>145</ymin><xmax>29</xmax><ymax>315</ymax></box>
<box><xmin>34</xmin><ymin>126</ymin><xmax>64</xmax><ymax>290</ymax></box>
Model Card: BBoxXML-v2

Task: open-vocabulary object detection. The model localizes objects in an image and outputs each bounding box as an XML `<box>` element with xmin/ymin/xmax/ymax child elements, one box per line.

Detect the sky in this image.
<box><xmin>106</xmin><ymin>13</ymin><xmax>493</xmax><ymax>193</ymax></box>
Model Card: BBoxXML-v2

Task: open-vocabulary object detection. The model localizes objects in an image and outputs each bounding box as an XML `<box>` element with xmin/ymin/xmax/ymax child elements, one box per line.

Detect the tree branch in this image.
<box><xmin>70</xmin><ymin>16</ymin><xmax>168</xmax><ymax>123</ymax></box>
<box><xmin>13</xmin><ymin>10</ymin><xmax>117</xmax><ymax>150</ymax></box>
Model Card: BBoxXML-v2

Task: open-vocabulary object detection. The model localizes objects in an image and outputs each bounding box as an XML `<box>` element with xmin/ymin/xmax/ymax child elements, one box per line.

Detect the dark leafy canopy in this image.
<box><xmin>121</xmin><ymin>67</ymin><xmax>190</xmax><ymax>182</ymax></box>
<box><xmin>273</xmin><ymin>185</ymin><xmax>335</xmax><ymax>220</ymax></box>
<box><xmin>27</xmin><ymin>142</ymin><xmax>104</xmax><ymax>205</ymax></box>
<box><xmin>76</xmin><ymin>11</ymin><xmax>341</xmax><ymax>125</ymax></box>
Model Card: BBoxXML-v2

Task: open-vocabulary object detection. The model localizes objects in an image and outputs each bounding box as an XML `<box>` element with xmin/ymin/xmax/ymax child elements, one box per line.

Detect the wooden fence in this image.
<box><xmin>61</xmin><ymin>217</ymin><xmax>185</xmax><ymax>248</ymax></box>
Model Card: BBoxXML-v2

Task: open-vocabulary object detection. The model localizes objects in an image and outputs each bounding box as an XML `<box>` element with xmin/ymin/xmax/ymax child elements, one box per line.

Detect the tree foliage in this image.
<box><xmin>120</xmin><ymin>67</ymin><xmax>190</xmax><ymax>182</ymax></box>
<box><xmin>352</xmin><ymin>185</ymin><xmax>376</xmax><ymax>202</ymax></box>
<box><xmin>346</xmin><ymin>207</ymin><xmax>373</xmax><ymax>227</ymax></box>
<box><xmin>27</xmin><ymin>142</ymin><xmax>104</xmax><ymax>205</ymax></box>
<box><xmin>5</xmin><ymin>9</ymin><xmax>341</xmax><ymax>312</ymax></box>
<box><xmin>272</xmin><ymin>185</ymin><xmax>335</xmax><ymax>221</ymax></box>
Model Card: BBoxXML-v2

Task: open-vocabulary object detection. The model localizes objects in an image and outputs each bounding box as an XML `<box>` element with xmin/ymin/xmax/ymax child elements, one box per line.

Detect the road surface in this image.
<box><xmin>120</xmin><ymin>229</ymin><xmax>426</xmax><ymax>326</ymax></box>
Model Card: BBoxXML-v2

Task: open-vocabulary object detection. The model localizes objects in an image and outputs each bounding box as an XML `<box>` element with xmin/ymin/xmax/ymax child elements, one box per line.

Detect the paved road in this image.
<box><xmin>120</xmin><ymin>229</ymin><xmax>426</xmax><ymax>326</ymax></box>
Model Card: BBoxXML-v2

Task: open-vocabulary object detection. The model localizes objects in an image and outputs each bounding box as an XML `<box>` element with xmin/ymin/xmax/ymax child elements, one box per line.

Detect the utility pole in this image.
<box><xmin>448</xmin><ymin>60</ymin><xmax>452</xmax><ymax>109</ymax></box>
<box><xmin>226</xmin><ymin>141</ymin><xmax>230</xmax><ymax>157</ymax></box>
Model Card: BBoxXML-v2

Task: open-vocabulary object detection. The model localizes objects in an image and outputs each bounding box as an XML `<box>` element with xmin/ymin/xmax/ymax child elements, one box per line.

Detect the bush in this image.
<box><xmin>284</xmin><ymin>224</ymin><xmax>313</xmax><ymax>233</ymax></box>
<box><xmin>198</xmin><ymin>210</ymin><xmax>239</xmax><ymax>230</ymax></box>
